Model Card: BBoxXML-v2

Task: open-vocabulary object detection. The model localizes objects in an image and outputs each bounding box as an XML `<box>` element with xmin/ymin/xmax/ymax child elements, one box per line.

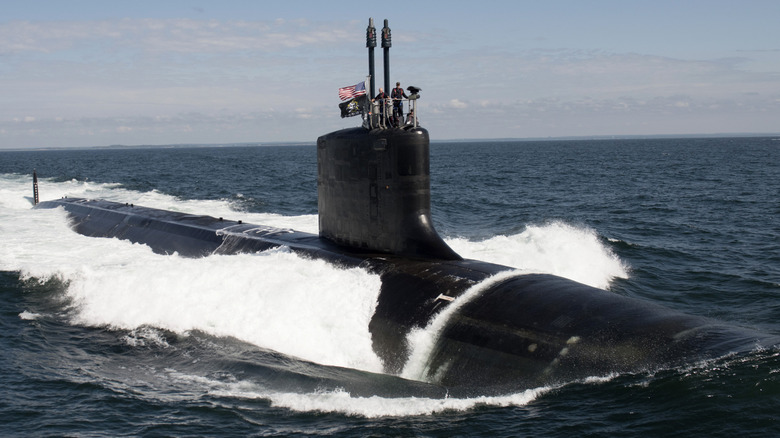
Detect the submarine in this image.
<box><xmin>34</xmin><ymin>19</ymin><xmax>778</xmax><ymax>396</ymax></box>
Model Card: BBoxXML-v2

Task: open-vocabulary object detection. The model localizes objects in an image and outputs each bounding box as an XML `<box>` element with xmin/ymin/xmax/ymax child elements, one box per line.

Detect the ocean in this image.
<box><xmin>1</xmin><ymin>136</ymin><xmax>779</xmax><ymax>436</ymax></box>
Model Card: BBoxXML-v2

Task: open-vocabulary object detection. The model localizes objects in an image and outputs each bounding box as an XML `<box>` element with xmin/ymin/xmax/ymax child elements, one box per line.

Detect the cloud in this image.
<box><xmin>0</xmin><ymin>18</ymin><xmax>354</xmax><ymax>55</ymax></box>
<box><xmin>447</xmin><ymin>99</ymin><xmax>468</xmax><ymax>109</ymax></box>
<box><xmin>0</xmin><ymin>19</ymin><xmax>364</xmax><ymax>134</ymax></box>
<box><xmin>422</xmin><ymin>47</ymin><xmax>779</xmax><ymax>104</ymax></box>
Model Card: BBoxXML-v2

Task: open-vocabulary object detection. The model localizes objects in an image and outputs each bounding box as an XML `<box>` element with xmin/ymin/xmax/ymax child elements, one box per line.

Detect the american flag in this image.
<box><xmin>338</xmin><ymin>81</ymin><xmax>366</xmax><ymax>101</ymax></box>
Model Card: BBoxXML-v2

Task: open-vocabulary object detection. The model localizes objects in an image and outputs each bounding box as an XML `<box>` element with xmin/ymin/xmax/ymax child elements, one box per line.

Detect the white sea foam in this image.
<box><xmin>63</xmin><ymin>247</ymin><xmax>383</xmax><ymax>372</ymax></box>
<box><xmin>243</xmin><ymin>386</ymin><xmax>550</xmax><ymax>417</ymax></box>
<box><xmin>145</xmin><ymin>367</ymin><xmax>554</xmax><ymax>417</ymax></box>
<box><xmin>1</xmin><ymin>175</ymin><xmax>379</xmax><ymax>372</ymax></box>
<box><xmin>200</xmin><ymin>375</ymin><xmax>553</xmax><ymax>418</ymax></box>
<box><xmin>121</xmin><ymin>327</ymin><xmax>172</xmax><ymax>348</ymax></box>
<box><xmin>18</xmin><ymin>310</ymin><xmax>42</xmax><ymax>320</ymax></box>
<box><xmin>445</xmin><ymin>221</ymin><xmax>629</xmax><ymax>290</ymax></box>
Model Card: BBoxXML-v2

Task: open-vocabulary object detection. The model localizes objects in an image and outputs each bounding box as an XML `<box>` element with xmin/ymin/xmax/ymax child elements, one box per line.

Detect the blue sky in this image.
<box><xmin>2</xmin><ymin>0</ymin><xmax>779</xmax><ymax>148</ymax></box>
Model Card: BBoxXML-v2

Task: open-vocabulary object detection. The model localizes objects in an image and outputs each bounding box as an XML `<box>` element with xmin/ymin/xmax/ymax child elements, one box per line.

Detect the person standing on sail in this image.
<box><xmin>374</xmin><ymin>87</ymin><xmax>389</xmax><ymax>126</ymax></box>
<box><xmin>391</xmin><ymin>82</ymin><xmax>407</xmax><ymax>126</ymax></box>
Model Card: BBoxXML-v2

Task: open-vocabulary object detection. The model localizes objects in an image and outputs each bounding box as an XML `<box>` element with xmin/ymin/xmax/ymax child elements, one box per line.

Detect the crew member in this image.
<box><xmin>374</xmin><ymin>87</ymin><xmax>388</xmax><ymax>101</ymax></box>
<box><xmin>374</xmin><ymin>88</ymin><xmax>389</xmax><ymax>125</ymax></box>
<box><xmin>391</xmin><ymin>82</ymin><xmax>407</xmax><ymax>126</ymax></box>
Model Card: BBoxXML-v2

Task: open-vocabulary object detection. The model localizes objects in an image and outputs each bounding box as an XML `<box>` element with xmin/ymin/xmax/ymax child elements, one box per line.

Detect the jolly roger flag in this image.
<box><xmin>339</xmin><ymin>96</ymin><xmax>368</xmax><ymax>118</ymax></box>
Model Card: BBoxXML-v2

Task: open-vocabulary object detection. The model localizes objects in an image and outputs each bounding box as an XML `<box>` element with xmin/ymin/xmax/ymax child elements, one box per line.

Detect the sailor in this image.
<box><xmin>391</xmin><ymin>82</ymin><xmax>408</xmax><ymax>126</ymax></box>
<box><xmin>374</xmin><ymin>88</ymin><xmax>389</xmax><ymax>125</ymax></box>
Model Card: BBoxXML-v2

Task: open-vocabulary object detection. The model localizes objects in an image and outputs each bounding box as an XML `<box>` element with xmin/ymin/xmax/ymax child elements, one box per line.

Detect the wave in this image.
<box><xmin>446</xmin><ymin>221</ymin><xmax>629</xmax><ymax>290</ymax></box>
<box><xmin>213</xmin><ymin>384</ymin><xmax>551</xmax><ymax>418</ymax></box>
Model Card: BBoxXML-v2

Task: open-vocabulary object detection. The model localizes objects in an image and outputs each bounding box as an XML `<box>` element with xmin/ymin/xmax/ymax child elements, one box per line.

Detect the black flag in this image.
<box><xmin>339</xmin><ymin>96</ymin><xmax>367</xmax><ymax>118</ymax></box>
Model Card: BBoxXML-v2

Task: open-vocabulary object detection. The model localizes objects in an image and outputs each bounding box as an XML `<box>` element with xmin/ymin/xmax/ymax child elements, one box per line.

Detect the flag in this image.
<box><xmin>338</xmin><ymin>81</ymin><xmax>366</xmax><ymax>101</ymax></box>
<box><xmin>339</xmin><ymin>96</ymin><xmax>368</xmax><ymax>118</ymax></box>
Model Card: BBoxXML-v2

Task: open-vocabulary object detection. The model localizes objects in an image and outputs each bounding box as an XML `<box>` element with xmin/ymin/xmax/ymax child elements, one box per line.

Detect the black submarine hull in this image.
<box><xmin>35</xmin><ymin>197</ymin><xmax>777</xmax><ymax>395</ymax></box>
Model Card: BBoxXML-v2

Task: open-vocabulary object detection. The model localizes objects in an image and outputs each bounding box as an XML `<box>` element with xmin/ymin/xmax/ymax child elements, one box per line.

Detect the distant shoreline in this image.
<box><xmin>2</xmin><ymin>133</ymin><xmax>779</xmax><ymax>152</ymax></box>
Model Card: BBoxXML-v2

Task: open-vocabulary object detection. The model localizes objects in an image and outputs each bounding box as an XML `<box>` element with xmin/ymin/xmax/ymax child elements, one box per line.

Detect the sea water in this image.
<box><xmin>1</xmin><ymin>137</ymin><xmax>778</xmax><ymax>436</ymax></box>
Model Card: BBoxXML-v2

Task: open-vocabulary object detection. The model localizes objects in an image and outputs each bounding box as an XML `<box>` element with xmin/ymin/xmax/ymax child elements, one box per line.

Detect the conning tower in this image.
<box><xmin>317</xmin><ymin>19</ymin><xmax>460</xmax><ymax>260</ymax></box>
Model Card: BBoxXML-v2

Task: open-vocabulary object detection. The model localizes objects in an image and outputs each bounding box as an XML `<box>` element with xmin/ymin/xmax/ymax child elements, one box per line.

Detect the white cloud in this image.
<box><xmin>0</xmin><ymin>18</ymin><xmax>353</xmax><ymax>55</ymax></box>
<box><xmin>447</xmin><ymin>99</ymin><xmax>468</xmax><ymax>109</ymax></box>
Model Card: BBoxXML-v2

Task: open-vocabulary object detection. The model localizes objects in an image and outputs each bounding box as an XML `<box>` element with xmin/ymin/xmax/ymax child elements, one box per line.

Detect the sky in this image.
<box><xmin>2</xmin><ymin>0</ymin><xmax>779</xmax><ymax>148</ymax></box>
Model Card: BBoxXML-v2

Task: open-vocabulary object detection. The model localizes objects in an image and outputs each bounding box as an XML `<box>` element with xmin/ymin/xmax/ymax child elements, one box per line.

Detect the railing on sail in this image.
<box><xmin>365</xmin><ymin>96</ymin><xmax>419</xmax><ymax>130</ymax></box>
